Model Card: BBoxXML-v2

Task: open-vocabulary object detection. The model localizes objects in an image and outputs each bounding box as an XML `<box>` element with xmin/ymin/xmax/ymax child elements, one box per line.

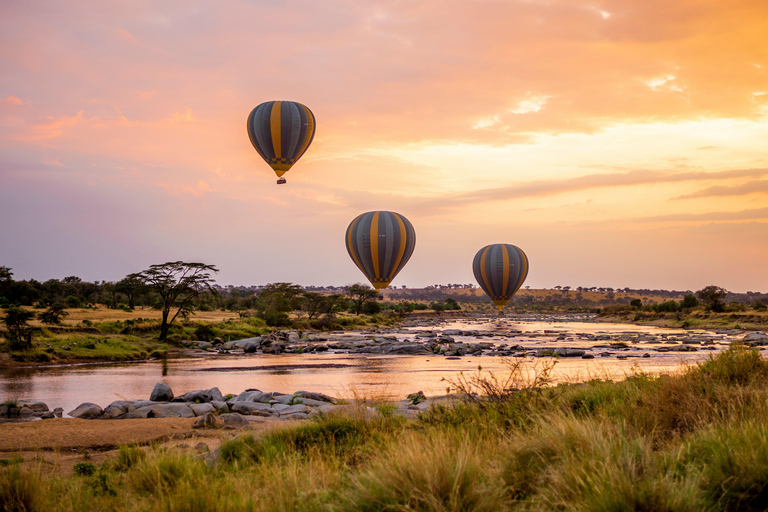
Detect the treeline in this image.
<box><xmin>0</xmin><ymin>266</ymin><xmax>462</xmax><ymax>330</ymax></box>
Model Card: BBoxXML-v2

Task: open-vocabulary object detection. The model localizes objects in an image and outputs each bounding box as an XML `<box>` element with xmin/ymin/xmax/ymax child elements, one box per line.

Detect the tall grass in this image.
<box><xmin>5</xmin><ymin>346</ymin><xmax>768</xmax><ymax>511</ymax></box>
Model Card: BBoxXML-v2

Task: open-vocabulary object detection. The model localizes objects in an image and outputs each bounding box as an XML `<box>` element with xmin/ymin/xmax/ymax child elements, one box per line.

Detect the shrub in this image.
<box><xmin>73</xmin><ymin>462</ymin><xmax>96</xmax><ymax>476</ymax></box>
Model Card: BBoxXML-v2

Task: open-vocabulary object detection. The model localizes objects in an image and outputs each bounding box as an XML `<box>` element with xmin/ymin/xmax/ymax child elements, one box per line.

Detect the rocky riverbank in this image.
<box><xmin>1</xmin><ymin>382</ymin><xmax>435</xmax><ymax>424</ymax></box>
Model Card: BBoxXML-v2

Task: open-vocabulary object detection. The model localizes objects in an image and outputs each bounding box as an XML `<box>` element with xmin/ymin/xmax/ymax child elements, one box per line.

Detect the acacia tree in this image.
<box><xmin>696</xmin><ymin>285</ymin><xmax>727</xmax><ymax>313</ymax></box>
<box><xmin>347</xmin><ymin>283</ymin><xmax>381</xmax><ymax>315</ymax></box>
<box><xmin>131</xmin><ymin>262</ymin><xmax>218</xmax><ymax>341</ymax></box>
<box><xmin>115</xmin><ymin>275</ymin><xmax>147</xmax><ymax>309</ymax></box>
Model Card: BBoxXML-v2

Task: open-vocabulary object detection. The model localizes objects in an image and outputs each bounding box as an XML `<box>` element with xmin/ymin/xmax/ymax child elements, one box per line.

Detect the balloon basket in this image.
<box><xmin>277</xmin><ymin>177</ymin><xmax>287</xmax><ymax>185</ymax></box>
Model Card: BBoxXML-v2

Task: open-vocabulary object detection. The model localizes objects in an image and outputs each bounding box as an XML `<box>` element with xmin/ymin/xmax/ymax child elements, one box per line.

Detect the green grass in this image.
<box><xmin>4</xmin><ymin>347</ymin><xmax>768</xmax><ymax>511</ymax></box>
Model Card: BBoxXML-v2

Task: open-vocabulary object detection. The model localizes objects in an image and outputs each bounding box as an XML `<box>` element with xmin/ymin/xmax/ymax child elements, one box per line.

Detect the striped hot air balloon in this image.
<box><xmin>345</xmin><ymin>211</ymin><xmax>416</xmax><ymax>292</ymax></box>
<box><xmin>472</xmin><ymin>244</ymin><xmax>529</xmax><ymax>311</ymax></box>
<box><xmin>247</xmin><ymin>100</ymin><xmax>316</xmax><ymax>184</ymax></box>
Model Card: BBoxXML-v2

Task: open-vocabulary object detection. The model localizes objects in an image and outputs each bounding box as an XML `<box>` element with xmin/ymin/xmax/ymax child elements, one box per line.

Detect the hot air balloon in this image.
<box><xmin>345</xmin><ymin>211</ymin><xmax>416</xmax><ymax>291</ymax></box>
<box><xmin>246</xmin><ymin>100</ymin><xmax>316</xmax><ymax>184</ymax></box>
<box><xmin>472</xmin><ymin>244</ymin><xmax>529</xmax><ymax>312</ymax></box>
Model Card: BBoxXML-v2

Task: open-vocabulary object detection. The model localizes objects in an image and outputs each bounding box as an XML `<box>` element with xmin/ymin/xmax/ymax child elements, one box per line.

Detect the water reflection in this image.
<box><xmin>0</xmin><ymin>318</ymin><xmax>747</xmax><ymax>416</ymax></box>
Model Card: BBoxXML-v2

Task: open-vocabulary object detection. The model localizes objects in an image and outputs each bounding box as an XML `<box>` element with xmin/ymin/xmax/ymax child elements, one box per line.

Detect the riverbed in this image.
<box><xmin>1</xmin><ymin>315</ymin><xmax>760</xmax><ymax>416</ymax></box>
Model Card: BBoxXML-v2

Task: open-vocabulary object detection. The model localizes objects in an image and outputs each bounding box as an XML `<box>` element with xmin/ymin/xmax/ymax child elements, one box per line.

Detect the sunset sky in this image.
<box><xmin>2</xmin><ymin>0</ymin><xmax>767</xmax><ymax>292</ymax></box>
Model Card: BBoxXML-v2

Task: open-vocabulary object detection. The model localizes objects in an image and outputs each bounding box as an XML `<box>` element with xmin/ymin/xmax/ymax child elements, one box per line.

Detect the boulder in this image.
<box><xmin>231</xmin><ymin>402</ymin><xmax>274</xmax><ymax>416</ymax></box>
<box><xmin>53</xmin><ymin>407</ymin><xmax>63</xmax><ymax>418</ymax></box>
<box><xmin>234</xmin><ymin>390</ymin><xmax>268</xmax><ymax>403</ymax></box>
<box><xmin>102</xmin><ymin>400</ymin><xmax>156</xmax><ymax>419</ymax></box>
<box><xmin>150</xmin><ymin>382</ymin><xmax>174</xmax><ymax>402</ymax></box>
<box><xmin>210</xmin><ymin>401</ymin><xmax>229</xmax><ymax>413</ymax></box>
<box><xmin>278</xmin><ymin>404</ymin><xmax>310</xmax><ymax>416</ymax></box>
<box><xmin>132</xmin><ymin>403</ymin><xmax>195</xmax><ymax>418</ymax></box>
<box><xmin>68</xmin><ymin>403</ymin><xmax>103</xmax><ymax>419</ymax></box>
<box><xmin>192</xmin><ymin>412</ymin><xmax>220</xmax><ymax>429</ymax></box>
<box><xmin>173</xmin><ymin>387</ymin><xmax>223</xmax><ymax>403</ymax></box>
<box><xmin>221</xmin><ymin>413</ymin><xmax>249</xmax><ymax>429</ymax></box>
<box><xmin>17</xmin><ymin>401</ymin><xmax>49</xmax><ymax>412</ymax></box>
<box><xmin>189</xmin><ymin>403</ymin><xmax>216</xmax><ymax>416</ymax></box>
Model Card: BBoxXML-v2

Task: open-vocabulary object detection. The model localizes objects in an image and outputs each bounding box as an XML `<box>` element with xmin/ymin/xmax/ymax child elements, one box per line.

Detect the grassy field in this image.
<box><xmin>2</xmin><ymin>346</ymin><xmax>768</xmax><ymax>511</ymax></box>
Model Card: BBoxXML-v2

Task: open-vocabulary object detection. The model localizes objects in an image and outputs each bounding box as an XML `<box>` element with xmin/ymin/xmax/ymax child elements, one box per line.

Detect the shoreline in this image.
<box><xmin>2</xmin><ymin>311</ymin><xmax>765</xmax><ymax>371</ymax></box>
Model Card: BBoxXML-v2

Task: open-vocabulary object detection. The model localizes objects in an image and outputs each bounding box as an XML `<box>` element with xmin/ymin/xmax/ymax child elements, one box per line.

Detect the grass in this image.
<box><xmin>3</xmin><ymin>347</ymin><xmax>768</xmax><ymax>511</ymax></box>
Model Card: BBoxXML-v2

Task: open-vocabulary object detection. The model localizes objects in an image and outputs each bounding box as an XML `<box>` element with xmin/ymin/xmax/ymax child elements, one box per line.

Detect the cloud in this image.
<box><xmin>637</xmin><ymin>207</ymin><xmax>768</xmax><ymax>223</ymax></box>
<box><xmin>429</xmin><ymin>167</ymin><xmax>768</xmax><ymax>209</ymax></box>
<box><xmin>675</xmin><ymin>180</ymin><xmax>768</xmax><ymax>199</ymax></box>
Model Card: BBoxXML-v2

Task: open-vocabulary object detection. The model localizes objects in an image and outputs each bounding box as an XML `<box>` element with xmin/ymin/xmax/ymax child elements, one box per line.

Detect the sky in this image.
<box><xmin>1</xmin><ymin>0</ymin><xmax>768</xmax><ymax>292</ymax></box>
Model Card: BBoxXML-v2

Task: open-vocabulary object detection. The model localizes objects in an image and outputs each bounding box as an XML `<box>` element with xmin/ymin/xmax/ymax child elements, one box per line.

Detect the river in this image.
<box><xmin>0</xmin><ymin>316</ymin><xmax>757</xmax><ymax>416</ymax></box>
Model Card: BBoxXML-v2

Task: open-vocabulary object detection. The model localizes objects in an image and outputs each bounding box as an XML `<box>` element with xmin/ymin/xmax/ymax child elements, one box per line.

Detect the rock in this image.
<box><xmin>189</xmin><ymin>403</ymin><xmax>216</xmax><ymax>416</ymax></box>
<box><xmin>18</xmin><ymin>407</ymin><xmax>33</xmax><ymax>417</ymax></box>
<box><xmin>293</xmin><ymin>391</ymin><xmax>335</xmax><ymax>403</ymax></box>
<box><xmin>68</xmin><ymin>403</ymin><xmax>104</xmax><ymax>419</ymax></box>
<box><xmin>231</xmin><ymin>402</ymin><xmax>274</xmax><ymax>416</ymax></box>
<box><xmin>40</xmin><ymin>411</ymin><xmax>55</xmax><ymax>419</ymax></box>
<box><xmin>235</xmin><ymin>390</ymin><xmax>267</xmax><ymax>403</ymax></box>
<box><xmin>102</xmin><ymin>400</ymin><xmax>156</xmax><ymax>419</ymax></box>
<box><xmin>210</xmin><ymin>401</ymin><xmax>229</xmax><ymax>413</ymax></box>
<box><xmin>554</xmin><ymin>348</ymin><xmax>585</xmax><ymax>357</ymax></box>
<box><xmin>53</xmin><ymin>407</ymin><xmax>63</xmax><ymax>418</ymax></box>
<box><xmin>241</xmin><ymin>340</ymin><xmax>261</xmax><ymax>353</ymax></box>
<box><xmin>581</xmin><ymin>354</ymin><xmax>595</xmax><ymax>359</ymax></box>
<box><xmin>174</xmin><ymin>387</ymin><xmax>223</xmax><ymax>403</ymax></box>
<box><xmin>280</xmin><ymin>412</ymin><xmax>309</xmax><ymax>420</ymax></box>
<box><xmin>17</xmin><ymin>401</ymin><xmax>49</xmax><ymax>412</ymax></box>
<box><xmin>132</xmin><ymin>403</ymin><xmax>195</xmax><ymax>419</ymax></box>
<box><xmin>195</xmin><ymin>442</ymin><xmax>210</xmax><ymax>452</ymax></box>
<box><xmin>150</xmin><ymin>382</ymin><xmax>174</xmax><ymax>402</ymax></box>
<box><xmin>192</xmin><ymin>413</ymin><xmax>220</xmax><ymax>429</ymax></box>
<box><xmin>278</xmin><ymin>404</ymin><xmax>310</xmax><ymax>416</ymax></box>
<box><xmin>197</xmin><ymin>342</ymin><xmax>213</xmax><ymax>349</ymax></box>
<box><xmin>220</xmin><ymin>413</ymin><xmax>249</xmax><ymax>428</ymax></box>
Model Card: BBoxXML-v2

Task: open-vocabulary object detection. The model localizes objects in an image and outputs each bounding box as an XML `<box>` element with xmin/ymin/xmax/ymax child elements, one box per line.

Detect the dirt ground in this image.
<box><xmin>0</xmin><ymin>417</ymin><xmax>282</xmax><ymax>477</ymax></box>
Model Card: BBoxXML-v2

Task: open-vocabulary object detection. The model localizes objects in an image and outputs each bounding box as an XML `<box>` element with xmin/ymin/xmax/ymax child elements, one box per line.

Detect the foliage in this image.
<box><xmin>696</xmin><ymin>285</ymin><xmax>728</xmax><ymax>313</ymax></box>
<box><xmin>347</xmin><ymin>283</ymin><xmax>381</xmax><ymax>315</ymax></box>
<box><xmin>681</xmin><ymin>293</ymin><xmax>700</xmax><ymax>309</ymax></box>
<box><xmin>131</xmin><ymin>261</ymin><xmax>219</xmax><ymax>341</ymax></box>
<box><xmin>39</xmin><ymin>303</ymin><xmax>68</xmax><ymax>325</ymax></box>
<box><xmin>1</xmin><ymin>306</ymin><xmax>36</xmax><ymax>350</ymax></box>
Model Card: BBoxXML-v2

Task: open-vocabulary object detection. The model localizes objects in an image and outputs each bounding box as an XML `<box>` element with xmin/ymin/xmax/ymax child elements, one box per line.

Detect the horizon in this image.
<box><xmin>2</xmin><ymin>1</ymin><xmax>767</xmax><ymax>293</ymax></box>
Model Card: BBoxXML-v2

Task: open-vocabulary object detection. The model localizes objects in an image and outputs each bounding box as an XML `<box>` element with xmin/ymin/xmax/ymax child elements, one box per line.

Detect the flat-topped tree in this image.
<box><xmin>131</xmin><ymin>262</ymin><xmax>218</xmax><ymax>341</ymax></box>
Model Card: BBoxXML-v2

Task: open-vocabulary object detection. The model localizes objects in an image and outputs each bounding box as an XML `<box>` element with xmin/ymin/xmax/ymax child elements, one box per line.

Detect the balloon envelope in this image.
<box><xmin>472</xmin><ymin>244</ymin><xmax>529</xmax><ymax>311</ymax></box>
<box><xmin>247</xmin><ymin>100</ymin><xmax>316</xmax><ymax>178</ymax></box>
<box><xmin>345</xmin><ymin>211</ymin><xmax>416</xmax><ymax>291</ymax></box>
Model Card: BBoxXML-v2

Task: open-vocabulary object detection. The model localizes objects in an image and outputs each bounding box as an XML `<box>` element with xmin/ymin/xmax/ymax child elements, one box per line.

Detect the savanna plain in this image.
<box><xmin>2</xmin><ymin>279</ymin><xmax>768</xmax><ymax>511</ymax></box>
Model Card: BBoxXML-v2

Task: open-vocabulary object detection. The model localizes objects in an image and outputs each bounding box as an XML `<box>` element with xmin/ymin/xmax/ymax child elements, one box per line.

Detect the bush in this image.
<box><xmin>681</xmin><ymin>294</ymin><xmax>700</xmax><ymax>309</ymax></box>
<box><xmin>193</xmin><ymin>324</ymin><xmax>216</xmax><ymax>341</ymax></box>
<box><xmin>361</xmin><ymin>301</ymin><xmax>381</xmax><ymax>315</ymax></box>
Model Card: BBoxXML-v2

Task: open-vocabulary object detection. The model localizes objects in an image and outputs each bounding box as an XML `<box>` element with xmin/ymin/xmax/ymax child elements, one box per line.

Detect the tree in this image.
<box><xmin>133</xmin><ymin>262</ymin><xmax>218</xmax><ymax>341</ymax></box>
<box><xmin>40</xmin><ymin>303</ymin><xmax>68</xmax><ymax>325</ymax></box>
<box><xmin>116</xmin><ymin>275</ymin><xmax>147</xmax><ymax>309</ymax></box>
<box><xmin>347</xmin><ymin>284</ymin><xmax>380</xmax><ymax>315</ymax></box>
<box><xmin>681</xmin><ymin>294</ymin><xmax>700</xmax><ymax>309</ymax></box>
<box><xmin>696</xmin><ymin>285</ymin><xmax>727</xmax><ymax>313</ymax></box>
<box><xmin>0</xmin><ymin>266</ymin><xmax>12</xmax><ymax>307</ymax></box>
<box><xmin>2</xmin><ymin>306</ymin><xmax>36</xmax><ymax>350</ymax></box>
<box><xmin>301</xmin><ymin>292</ymin><xmax>326</xmax><ymax>320</ymax></box>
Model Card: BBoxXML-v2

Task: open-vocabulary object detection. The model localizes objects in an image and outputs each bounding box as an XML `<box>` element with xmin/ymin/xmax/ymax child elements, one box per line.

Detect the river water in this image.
<box><xmin>0</xmin><ymin>316</ymin><xmax>758</xmax><ymax>416</ymax></box>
